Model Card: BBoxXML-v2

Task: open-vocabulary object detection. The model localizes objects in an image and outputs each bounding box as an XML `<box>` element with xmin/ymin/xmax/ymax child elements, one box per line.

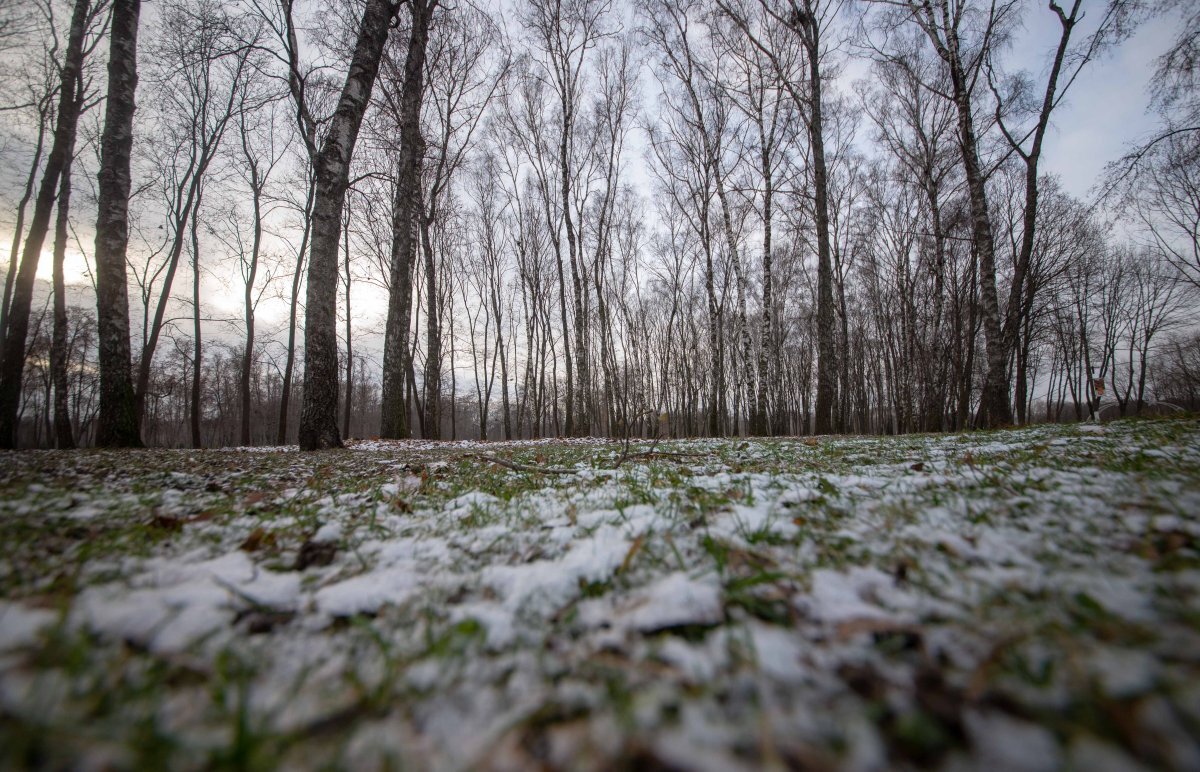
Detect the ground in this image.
<box><xmin>1</xmin><ymin>419</ymin><xmax>1199</xmax><ymax>770</ymax></box>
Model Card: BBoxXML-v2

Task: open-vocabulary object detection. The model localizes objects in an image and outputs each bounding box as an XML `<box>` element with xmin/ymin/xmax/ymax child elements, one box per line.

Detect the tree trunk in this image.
<box><xmin>0</xmin><ymin>0</ymin><xmax>91</xmax><ymax>448</ymax></box>
<box><xmin>562</xmin><ymin>126</ymin><xmax>589</xmax><ymax>437</ymax></box>
<box><xmin>934</xmin><ymin>21</ymin><xmax>1011</xmax><ymax>428</ymax></box>
<box><xmin>1</xmin><ymin>100</ymin><xmax>50</xmax><ymax>355</ymax></box>
<box><xmin>953</xmin><ymin>78</ymin><xmax>1010</xmax><ymax>427</ymax></box>
<box><xmin>342</xmin><ymin>211</ymin><xmax>353</xmax><ymax>439</ymax></box>
<box><xmin>277</xmin><ymin>175</ymin><xmax>314</xmax><ymax>445</ymax></box>
<box><xmin>241</xmin><ymin>173</ymin><xmax>263</xmax><ymax>447</ymax></box>
<box><xmin>800</xmin><ymin>9</ymin><xmax>837</xmax><ymax>436</ymax></box>
<box><xmin>299</xmin><ymin>0</ymin><xmax>399</xmax><ymax>451</ymax></box>
<box><xmin>191</xmin><ymin>201</ymin><xmax>203</xmax><ymax>448</ymax></box>
<box><xmin>50</xmin><ymin>131</ymin><xmax>78</xmax><ymax>450</ymax></box>
<box><xmin>755</xmin><ymin>146</ymin><xmax>775</xmax><ymax>437</ymax></box>
<box><xmin>1001</xmin><ymin>2</ymin><xmax>1078</xmax><ymax>370</ymax></box>
<box><xmin>421</xmin><ymin>214</ymin><xmax>440</xmax><ymax>439</ymax></box>
<box><xmin>493</xmin><ymin>286</ymin><xmax>512</xmax><ymax>440</ymax></box>
<box><xmin>381</xmin><ymin>0</ymin><xmax>434</xmax><ymax>439</ymax></box>
<box><xmin>94</xmin><ymin>0</ymin><xmax>143</xmax><ymax>448</ymax></box>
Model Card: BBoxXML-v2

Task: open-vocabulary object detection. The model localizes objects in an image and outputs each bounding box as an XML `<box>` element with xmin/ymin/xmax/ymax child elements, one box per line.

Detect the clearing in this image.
<box><xmin>1</xmin><ymin>419</ymin><xmax>1199</xmax><ymax>770</ymax></box>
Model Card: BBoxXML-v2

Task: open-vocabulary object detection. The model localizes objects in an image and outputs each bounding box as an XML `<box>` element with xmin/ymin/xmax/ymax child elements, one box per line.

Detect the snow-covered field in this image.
<box><xmin>2</xmin><ymin>420</ymin><xmax>1199</xmax><ymax>770</ymax></box>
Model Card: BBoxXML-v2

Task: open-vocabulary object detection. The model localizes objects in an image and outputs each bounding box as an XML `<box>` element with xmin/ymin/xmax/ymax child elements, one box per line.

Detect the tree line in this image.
<box><xmin>0</xmin><ymin>0</ymin><xmax>1197</xmax><ymax>449</ymax></box>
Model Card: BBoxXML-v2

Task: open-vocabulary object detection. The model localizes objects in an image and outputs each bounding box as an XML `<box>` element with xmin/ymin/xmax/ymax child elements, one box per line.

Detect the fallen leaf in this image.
<box><xmin>240</xmin><ymin>527</ymin><xmax>275</xmax><ymax>552</ymax></box>
<box><xmin>619</xmin><ymin>534</ymin><xmax>645</xmax><ymax>574</ymax></box>
<box><xmin>295</xmin><ymin>539</ymin><xmax>337</xmax><ymax>570</ymax></box>
<box><xmin>148</xmin><ymin>513</ymin><xmax>184</xmax><ymax>532</ymax></box>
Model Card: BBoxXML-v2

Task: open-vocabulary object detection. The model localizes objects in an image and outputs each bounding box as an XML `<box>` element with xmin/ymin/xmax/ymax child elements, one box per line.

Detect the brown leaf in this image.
<box><xmin>295</xmin><ymin>539</ymin><xmax>337</xmax><ymax>570</ymax></box>
<box><xmin>239</xmin><ymin>527</ymin><xmax>275</xmax><ymax>552</ymax></box>
<box><xmin>148</xmin><ymin>513</ymin><xmax>184</xmax><ymax>532</ymax></box>
<box><xmin>619</xmin><ymin>534</ymin><xmax>645</xmax><ymax>574</ymax></box>
<box><xmin>242</xmin><ymin>491</ymin><xmax>267</xmax><ymax>507</ymax></box>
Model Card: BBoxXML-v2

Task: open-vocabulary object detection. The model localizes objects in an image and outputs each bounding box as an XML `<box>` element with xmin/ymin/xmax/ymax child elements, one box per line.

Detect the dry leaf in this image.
<box><xmin>619</xmin><ymin>533</ymin><xmax>645</xmax><ymax>574</ymax></box>
<box><xmin>239</xmin><ymin>527</ymin><xmax>274</xmax><ymax>552</ymax></box>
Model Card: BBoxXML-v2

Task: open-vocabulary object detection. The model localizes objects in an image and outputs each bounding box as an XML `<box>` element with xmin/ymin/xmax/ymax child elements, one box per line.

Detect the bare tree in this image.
<box><xmin>0</xmin><ymin>0</ymin><xmax>97</xmax><ymax>447</ymax></box>
<box><xmin>130</xmin><ymin>0</ymin><xmax>258</xmax><ymax>427</ymax></box>
<box><xmin>236</xmin><ymin>100</ymin><xmax>286</xmax><ymax>445</ymax></box>
<box><xmin>866</xmin><ymin>0</ymin><xmax>1021</xmax><ymax>428</ymax></box>
<box><xmin>1</xmin><ymin>80</ymin><xmax>55</xmax><ymax>349</ymax></box>
<box><xmin>298</xmin><ymin>0</ymin><xmax>402</xmax><ymax>450</ymax></box>
<box><xmin>1128</xmin><ymin>132</ymin><xmax>1200</xmax><ymax>291</ymax></box>
<box><xmin>380</xmin><ymin>0</ymin><xmax>436</xmax><ymax>439</ymax></box>
<box><xmin>520</xmin><ymin>0</ymin><xmax>614</xmax><ymax>436</ymax></box>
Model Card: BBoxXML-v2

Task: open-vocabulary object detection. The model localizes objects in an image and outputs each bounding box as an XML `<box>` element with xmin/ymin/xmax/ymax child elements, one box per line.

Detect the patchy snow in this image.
<box><xmin>71</xmin><ymin>551</ymin><xmax>301</xmax><ymax>654</ymax></box>
<box><xmin>314</xmin><ymin>564</ymin><xmax>419</xmax><ymax>618</ymax></box>
<box><xmin>802</xmin><ymin>567</ymin><xmax>898</xmax><ymax>623</ymax></box>
<box><xmin>1</xmin><ymin>419</ymin><xmax>1198</xmax><ymax>769</ymax></box>
<box><xmin>0</xmin><ymin>602</ymin><xmax>57</xmax><ymax>651</ymax></box>
<box><xmin>620</xmin><ymin>572</ymin><xmax>724</xmax><ymax>632</ymax></box>
<box><xmin>963</xmin><ymin>710</ymin><xmax>1063</xmax><ymax>772</ymax></box>
<box><xmin>481</xmin><ymin>525</ymin><xmax>631</xmax><ymax>616</ymax></box>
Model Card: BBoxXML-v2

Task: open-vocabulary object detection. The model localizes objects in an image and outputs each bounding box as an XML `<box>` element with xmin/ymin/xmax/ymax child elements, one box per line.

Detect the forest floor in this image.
<box><xmin>1</xmin><ymin>420</ymin><xmax>1199</xmax><ymax>770</ymax></box>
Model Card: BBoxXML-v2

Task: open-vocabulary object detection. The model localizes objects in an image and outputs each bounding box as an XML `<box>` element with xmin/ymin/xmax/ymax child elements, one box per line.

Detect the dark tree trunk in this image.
<box><xmin>754</xmin><ymin>146</ymin><xmax>774</xmax><ymax>437</ymax></box>
<box><xmin>191</xmin><ymin>202</ymin><xmax>203</xmax><ymax>448</ymax></box>
<box><xmin>493</xmin><ymin>286</ymin><xmax>512</xmax><ymax>440</ymax></box>
<box><xmin>562</xmin><ymin>126</ymin><xmax>589</xmax><ymax>437</ymax></box>
<box><xmin>277</xmin><ymin>175</ymin><xmax>314</xmax><ymax>445</ymax></box>
<box><xmin>299</xmin><ymin>0</ymin><xmax>400</xmax><ymax>451</ymax></box>
<box><xmin>0</xmin><ymin>0</ymin><xmax>91</xmax><ymax>448</ymax></box>
<box><xmin>797</xmin><ymin>9</ymin><xmax>837</xmax><ymax>436</ymax></box>
<box><xmin>380</xmin><ymin>0</ymin><xmax>434</xmax><ymax>439</ymax></box>
<box><xmin>704</xmin><ymin>236</ymin><xmax>724</xmax><ymax>438</ymax></box>
<box><xmin>919</xmin><ymin>9</ymin><xmax>1012</xmax><ymax>428</ymax></box>
<box><xmin>241</xmin><ymin>155</ymin><xmax>264</xmax><ymax>447</ymax></box>
<box><xmin>1</xmin><ymin>100</ymin><xmax>50</xmax><ymax>354</ymax></box>
<box><xmin>342</xmin><ymin>212</ymin><xmax>353</xmax><ymax>439</ymax></box>
<box><xmin>1000</xmin><ymin>2</ymin><xmax>1079</xmax><ymax>414</ymax></box>
<box><xmin>421</xmin><ymin>213</ymin><xmax>441</xmax><ymax>439</ymax></box>
<box><xmin>94</xmin><ymin>0</ymin><xmax>143</xmax><ymax>448</ymax></box>
<box><xmin>50</xmin><ymin>127</ymin><xmax>79</xmax><ymax>450</ymax></box>
<box><xmin>951</xmin><ymin>74</ymin><xmax>1010</xmax><ymax>428</ymax></box>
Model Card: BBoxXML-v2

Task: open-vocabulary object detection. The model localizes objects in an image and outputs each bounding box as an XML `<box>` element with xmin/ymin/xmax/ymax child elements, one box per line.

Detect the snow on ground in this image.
<box><xmin>1</xmin><ymin>419</ymin><xmax>1199</xmax><ymax>769</ymax></box>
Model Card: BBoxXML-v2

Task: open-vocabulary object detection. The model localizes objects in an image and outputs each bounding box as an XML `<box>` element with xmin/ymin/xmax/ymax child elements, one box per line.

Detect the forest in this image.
<box><xmin>4</xmin><ymin>3</ymin><xmax>1200</xmax><ymax>767</ymax></box>
<box><xmin>0</xmin><ymin>0</ymin><xmax>1198</xmax><ymax>450</ymax></box>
